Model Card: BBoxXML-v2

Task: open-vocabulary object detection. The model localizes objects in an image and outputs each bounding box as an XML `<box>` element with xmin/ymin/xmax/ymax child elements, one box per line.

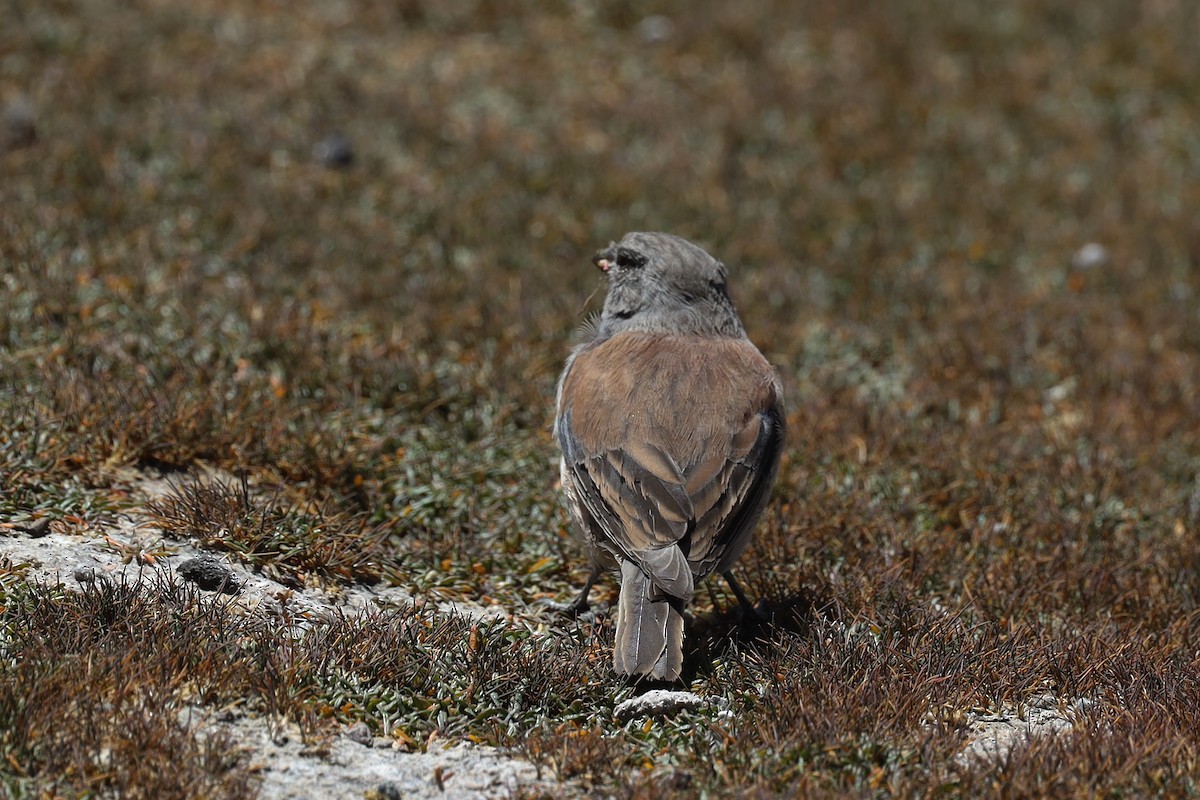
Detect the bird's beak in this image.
<box><xmin>592</xmin><ymin>244</ymin><xmax>616</xmax><ymax>273</ymax></box>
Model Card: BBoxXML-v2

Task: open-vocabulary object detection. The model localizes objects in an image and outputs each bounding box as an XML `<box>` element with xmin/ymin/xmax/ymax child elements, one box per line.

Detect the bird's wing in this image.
<box><xmin>556</xmin><ymin>331</ymin><xmax>785</xmax><ymax>600</ymax></box>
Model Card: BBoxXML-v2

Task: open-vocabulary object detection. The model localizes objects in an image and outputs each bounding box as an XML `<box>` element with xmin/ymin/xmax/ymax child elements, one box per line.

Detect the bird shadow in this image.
<box><xmin>680</xmin><ymin>583</ymin><xmax>824</xmax><ymax>683</ymax></box>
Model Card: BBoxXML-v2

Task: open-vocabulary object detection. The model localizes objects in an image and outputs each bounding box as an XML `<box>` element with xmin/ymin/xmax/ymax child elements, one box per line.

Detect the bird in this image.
<box><xmin>553</xmin><ymin>231</ymin><xmax>786</xmax><ymax>681</ymax></box>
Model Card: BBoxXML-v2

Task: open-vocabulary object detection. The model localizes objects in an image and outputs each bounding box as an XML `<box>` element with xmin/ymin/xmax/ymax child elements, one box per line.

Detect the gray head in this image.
<box><xmin>590</xmin><ymin>232</ymin><xmax>746</xmax><ymax>340</ymax></box>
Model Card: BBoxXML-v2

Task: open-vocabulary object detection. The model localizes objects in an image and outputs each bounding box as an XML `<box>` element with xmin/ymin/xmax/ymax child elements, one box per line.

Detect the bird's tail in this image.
<box><xmin>614</xmin><ymin>560</ymin><xmax>685</xmax><ymax>680</ymax></box>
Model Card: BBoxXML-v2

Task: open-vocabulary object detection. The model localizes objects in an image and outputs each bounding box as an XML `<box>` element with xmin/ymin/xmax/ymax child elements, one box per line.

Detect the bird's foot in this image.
<box><xmin>536</xmin><ymin>596</ymin><xmax>598</xmax><ymax>619</ymax></box>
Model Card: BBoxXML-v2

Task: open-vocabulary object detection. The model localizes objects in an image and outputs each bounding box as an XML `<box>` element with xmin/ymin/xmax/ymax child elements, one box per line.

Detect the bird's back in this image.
<box><xmin>557</xmin><ymin>330</ymin><xmax>784</xmax><ymax>578</ymax></box>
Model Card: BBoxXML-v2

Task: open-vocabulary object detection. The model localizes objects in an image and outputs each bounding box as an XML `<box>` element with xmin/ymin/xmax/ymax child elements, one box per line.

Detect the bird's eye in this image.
<box><xmin>615</xmin><ymin>248</ymin><xmax>647</xmax><ymax>269</ymax></box>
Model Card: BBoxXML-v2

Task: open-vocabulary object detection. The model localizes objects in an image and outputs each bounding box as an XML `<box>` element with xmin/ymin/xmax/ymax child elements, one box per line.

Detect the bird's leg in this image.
<box><xmin>541</xmin><ymin>565</ymin><xmax>601</xmax><ymax>616</ymax></box>
<box><xmin>564</xmin><ymin>565</ymin><xmax>601</xmax><ymax>614</ymax></box>
<box><xmin>722</xmin><ymin>571</ymin><xmax>767</xmax><ymax>622</ymax></box>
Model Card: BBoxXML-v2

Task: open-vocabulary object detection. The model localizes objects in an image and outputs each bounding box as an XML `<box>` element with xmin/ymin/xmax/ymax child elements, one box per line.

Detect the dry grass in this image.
<box><xmin>145</xmin><ymin>474</ymin><xmax>390</xmax><ymax>587</ymax></box>
<box><xmin>3</xmin><ymin>0</ymin><xmax>1200</xmax><ymax>796</ymax></box>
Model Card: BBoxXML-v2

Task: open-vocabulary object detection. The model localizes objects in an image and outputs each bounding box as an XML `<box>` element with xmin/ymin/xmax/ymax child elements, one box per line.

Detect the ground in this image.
<box><xmin>3</xmin><ymin>1</ymin><xmax>1200</xmax><ymax>797</ymax></box>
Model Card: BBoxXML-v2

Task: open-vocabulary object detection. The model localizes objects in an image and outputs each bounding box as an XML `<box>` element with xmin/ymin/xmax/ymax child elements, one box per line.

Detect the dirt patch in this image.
<box><xmin>958</xmin><ymin>694</ymin><xmax>1098</xmax><ymax>765</ymax></box>
<box><xmin>0</xmin><ymin>467</ymin><xmax>570</xmax><ymax>798</ymax></box>
<box><xmin>185</xmin><ymin>707</ymin><xmax>561</xmax><ymax>800</ymax></box>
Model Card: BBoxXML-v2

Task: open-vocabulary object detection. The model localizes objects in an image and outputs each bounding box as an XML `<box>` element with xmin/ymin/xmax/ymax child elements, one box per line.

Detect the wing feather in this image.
<box><xmin>556</xmin><ymin>331</ymin><xmax>785</xmax><ymax>601</ymax></box>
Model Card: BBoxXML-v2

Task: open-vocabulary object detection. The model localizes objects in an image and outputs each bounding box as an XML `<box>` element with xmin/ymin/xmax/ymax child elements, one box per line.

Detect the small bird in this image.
<box><xmin>554</xmin><ymin>232</ymin><xmax>785</xmax><ymax>681</ymax></box>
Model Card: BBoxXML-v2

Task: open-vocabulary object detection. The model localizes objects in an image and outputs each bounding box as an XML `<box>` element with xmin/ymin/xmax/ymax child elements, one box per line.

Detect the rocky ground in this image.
<box><xmin>1</xmin><ymin>468</ymin><xmax>571</xmax><ymax>799</ymax></box>
<box><xmin>1</xmin><ymin>468</ymin><xmax>1096</xmax><ymax>798</ymax></box>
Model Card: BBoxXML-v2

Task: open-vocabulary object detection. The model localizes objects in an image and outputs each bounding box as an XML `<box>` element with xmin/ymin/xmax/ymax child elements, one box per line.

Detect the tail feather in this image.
<box><xmin>614</xmin><ymin>560</ymin><xmax>685</xmax><ymax>680</ymax></box>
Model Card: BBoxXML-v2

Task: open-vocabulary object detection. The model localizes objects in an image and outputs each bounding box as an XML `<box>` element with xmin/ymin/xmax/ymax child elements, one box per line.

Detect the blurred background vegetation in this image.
<box><xmin>3</xmin><ymin>0</ymin><xmax>1200</xmax><ymax>796</ymax></box>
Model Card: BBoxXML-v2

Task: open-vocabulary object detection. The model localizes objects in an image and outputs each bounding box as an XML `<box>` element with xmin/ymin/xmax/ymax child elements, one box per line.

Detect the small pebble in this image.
<box><xmin>614</xmin><ymin>689</ymin><xmax>707</xmax><ymax>722</ymax></box>
<box><xmin>23</xmin><ymin>518</ymin><xmax>51</xmax><ymax>538</ymax></box>
<box><xmin>345</xmin><ymin>721</ymin><xmax>372</xmax><ymax>746</ymax></box>
<box><xmin>365</xmin><ymin>783</ymin><xmax>403</xmax><ymax>800</ymax></box>
<box><xmin>177</xmin><ymin>555</ymin><xmax>242</xmax><ymax>594</ymax></box>
<box><xmin>2</xmin><ymin>96</ymin><xmax>36</xmax><ymax>150</ymax></box>
<box><xmin>635</xmin><ymin>15</ymin><xmax>675</xmax><ymax>44</ymax></box>
<box><xmin>73</xmin><ymin>565</ymin><xmax>99</xmax><ymax>583</ymax></box>
<box><xmin>314</xmin><ymin>133</ymin><xmax>354</xmax><ymax>169</ymax></box>
<box><xmin>1071</xmin><ymin>242</ymin><xmax>1108</xmax><ymax>271</ymax></box>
